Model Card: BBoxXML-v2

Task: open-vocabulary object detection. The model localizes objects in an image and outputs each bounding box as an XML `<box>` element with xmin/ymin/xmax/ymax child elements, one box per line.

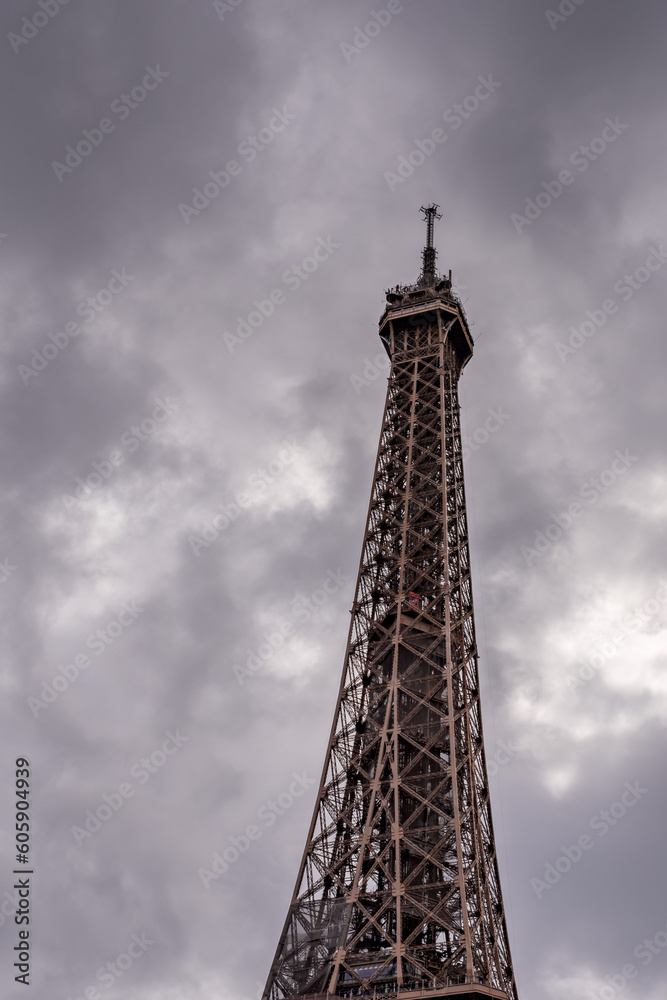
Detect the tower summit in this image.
<box><xmin>263</xmin><ymin>210</ymin><xmax>518</xmax><ymax>1000</ymax></box>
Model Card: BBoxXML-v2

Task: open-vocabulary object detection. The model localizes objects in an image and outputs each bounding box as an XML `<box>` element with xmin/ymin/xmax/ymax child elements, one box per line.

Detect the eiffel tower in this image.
<box><xmin>262</xmin><ymin>207</ymin><xmax>519</xmax><ymax>1000</ymax></box>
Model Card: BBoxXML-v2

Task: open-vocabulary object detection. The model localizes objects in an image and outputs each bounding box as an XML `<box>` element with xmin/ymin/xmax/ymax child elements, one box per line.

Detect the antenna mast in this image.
<box><xmin>420</xmin><ymin>203</ymin><xmax>443</xmax><ymax>285</ymax></box>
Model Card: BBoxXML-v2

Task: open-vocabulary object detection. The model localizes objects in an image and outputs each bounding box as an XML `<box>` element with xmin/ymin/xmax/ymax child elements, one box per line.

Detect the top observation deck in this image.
<box><xmin>379</xmin><ymin>205</ymin><xmax>473</xmax><ymax>372</ymax></box>
<box><xmin>377</xmin><ymin>206</ymin><xmax>474</xmax><ymax>369</ymax></box>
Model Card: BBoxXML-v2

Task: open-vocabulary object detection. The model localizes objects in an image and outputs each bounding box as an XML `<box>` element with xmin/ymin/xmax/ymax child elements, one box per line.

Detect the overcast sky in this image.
<box><xmin>1</xmin><ymin>1</ymin><xmax>666</xmax><ymax>998</ymax></box>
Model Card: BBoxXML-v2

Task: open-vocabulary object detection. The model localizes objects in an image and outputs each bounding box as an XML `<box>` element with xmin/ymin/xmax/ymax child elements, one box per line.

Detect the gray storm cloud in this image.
<box><xmin>0</xmin><ymin>1</ymin><xmax>666</xmax><ymax>998</ymax></box>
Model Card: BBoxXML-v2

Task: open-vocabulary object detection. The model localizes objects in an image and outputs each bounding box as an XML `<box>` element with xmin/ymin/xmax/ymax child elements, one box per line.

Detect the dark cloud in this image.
<box><xmin>1</xmin><ymin>1</ymin><xmax>666</xmax><ymax>997</ymax></box>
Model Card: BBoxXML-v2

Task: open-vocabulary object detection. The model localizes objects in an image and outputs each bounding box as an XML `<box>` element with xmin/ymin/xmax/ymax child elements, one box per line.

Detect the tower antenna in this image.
<box><xmin>420</xmin><ymin>202</ymin><xmax>443</xmax><ymax>284</ymax></box>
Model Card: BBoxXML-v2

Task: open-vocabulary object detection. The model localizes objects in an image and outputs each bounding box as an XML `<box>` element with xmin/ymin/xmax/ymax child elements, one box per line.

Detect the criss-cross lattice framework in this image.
<box><xmin>263</xmin><ymin>284</ymin><xmax>518</xmax><ymax>1000</ymax></box>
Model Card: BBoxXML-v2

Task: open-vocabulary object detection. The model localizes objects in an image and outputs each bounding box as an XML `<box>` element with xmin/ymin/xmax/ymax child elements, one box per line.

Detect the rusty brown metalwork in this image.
<box><xmin>262</xmin><ymin>211</ymin><xmax>518</xmax><ymax>1000</ymax></box>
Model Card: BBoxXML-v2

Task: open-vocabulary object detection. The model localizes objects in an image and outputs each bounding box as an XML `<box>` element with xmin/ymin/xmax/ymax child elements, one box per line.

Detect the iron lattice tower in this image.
<box><xmin>263</xmin><ymin>208</ymin><xmax>518</xmax><ymax>1000</ymax></box>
